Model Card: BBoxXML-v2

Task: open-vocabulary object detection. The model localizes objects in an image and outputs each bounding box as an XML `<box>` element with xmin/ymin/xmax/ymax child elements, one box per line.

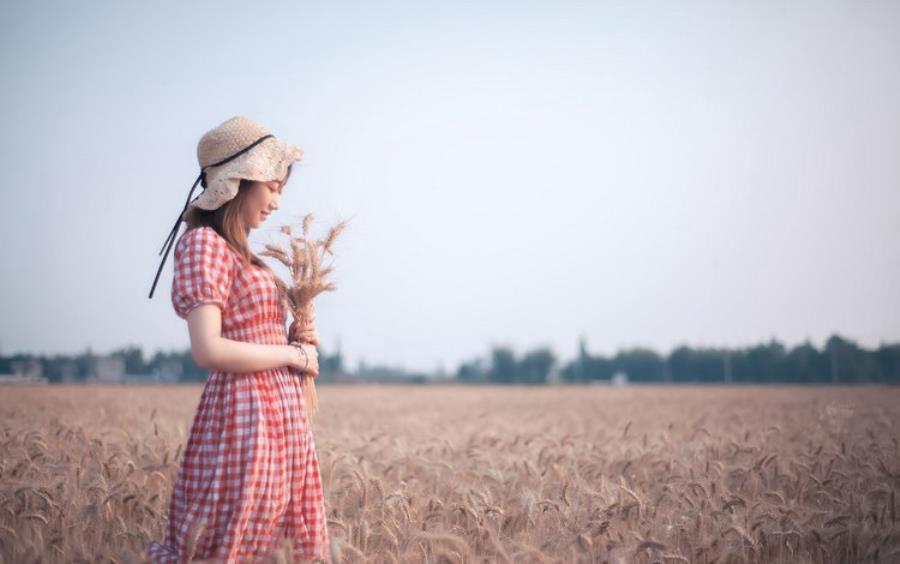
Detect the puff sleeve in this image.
<box><xmin>171</xmin><ymin>227</ymin><xmax>238</xmax><ymax>319</ymax></box>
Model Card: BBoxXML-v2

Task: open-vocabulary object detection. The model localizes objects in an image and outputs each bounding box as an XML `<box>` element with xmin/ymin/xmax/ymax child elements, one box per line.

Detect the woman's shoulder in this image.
<box><xmin>171</xmin><ymin>226</ymin><xmax>240</xmax><ymax>319</ymax></box>
<box><xmin>175</xmin><ymin>226</ymin><xmax>238</xmax><ymax>262</ymax></box>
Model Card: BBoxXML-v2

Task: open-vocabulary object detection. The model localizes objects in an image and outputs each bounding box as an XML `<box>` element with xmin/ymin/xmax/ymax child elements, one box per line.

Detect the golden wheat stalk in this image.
<box><xmin>261</xmin><ymin>213</ymin><xmax>347</xmax><ymax>417</ymax></box>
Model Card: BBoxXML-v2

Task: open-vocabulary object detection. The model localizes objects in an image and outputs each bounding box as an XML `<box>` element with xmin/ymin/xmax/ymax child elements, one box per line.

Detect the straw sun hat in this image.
<box><xmin>193</xmin><ymin>116</ymin><xmax>304</xmax><ymax>211</ymax></box>
<box><xmin>148</xmin><ymin>116</ymin><xmax>304</xmax><ymax>299</ymax></box>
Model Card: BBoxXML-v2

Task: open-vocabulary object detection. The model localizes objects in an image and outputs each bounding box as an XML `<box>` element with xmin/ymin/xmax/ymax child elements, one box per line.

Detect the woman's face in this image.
<box><xmin>241</xmin><ymin>175</ymin><xmax>287</xmax><ymax>229</ymax></box>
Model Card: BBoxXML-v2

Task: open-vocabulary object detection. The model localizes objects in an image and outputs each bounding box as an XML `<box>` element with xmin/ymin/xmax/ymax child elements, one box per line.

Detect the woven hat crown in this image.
<box><xmin>197</xmin><ymin>116</ymin><xmax>271</xmax><ymax>169</ymax></box>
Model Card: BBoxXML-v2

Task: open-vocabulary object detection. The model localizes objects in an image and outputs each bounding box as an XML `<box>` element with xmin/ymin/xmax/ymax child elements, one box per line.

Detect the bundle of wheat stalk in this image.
<box><xmin>262</xmin><ymin>213</ymin><xmax>346</xmax><ymax>417</ymax></box>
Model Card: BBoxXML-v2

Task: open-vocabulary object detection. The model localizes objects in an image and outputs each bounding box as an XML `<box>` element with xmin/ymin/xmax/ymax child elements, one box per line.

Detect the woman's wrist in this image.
<box><xmin>284</xmin><ymin>344</ymin><xmax>301</xmax><ymax>369</ymax></box>
<box><xmin>289</xmin><ymin>342</ymin><xmax>309</xmax><ymax>370</ymax></box>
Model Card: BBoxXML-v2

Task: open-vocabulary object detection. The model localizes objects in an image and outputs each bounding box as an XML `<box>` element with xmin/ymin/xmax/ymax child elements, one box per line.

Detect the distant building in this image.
<box><xmin>152</xmin><ymin>359</ymin><xmax>183</xmax><ymax>382</ymax></box>
<box><xmin>430</xmin><ymin>371</ymin><xmax>456</xmax><ymax>384</ymax></box>
<box><xmin>318</xmin><ymin>370</ymin><xmax>359</xmax><ymax>383</ymax></box>
<box><xmin>611</xmin><ymin>371</ymin><xmax>629</xmax><ymax>387</ymax></box>
<box><xmin>0</xmin><ymin>374</ymin><xmax>48</xmax><ymax>384</ymax></box>
<box><xmin>0</xmin><ymin>357</ymin><xmax>47</xmax><ymax>384</ymax></box>
<box><xmin>547</xmin><ymin>366</ymin><xmax>562</xmax><ymax>385</ymax></box>
<box><xmin>344</xmin><ymin>359</ymin><xmax>429</xmax><ymax>384</ymax></box>
<box><xmin>89</xmin><ymin>356</ymin><xmax>125</xmax><ymax>383</ymax></box>
<box><xmin>59</xmin><ymin>360</ymin><xmax>78</xmax><ymax>382</ymax></box>
<box><xmin>10</xmin><ymin>358</ymin><xmax>43</xmax><ymax>380</ymax></box>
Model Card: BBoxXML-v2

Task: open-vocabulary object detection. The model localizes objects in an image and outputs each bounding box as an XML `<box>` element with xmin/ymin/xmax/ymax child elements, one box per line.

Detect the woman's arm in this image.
<box><xmin>186</xmin><ymin>304</ymin><xmax>316</xmax><ymax>374</ymax></box>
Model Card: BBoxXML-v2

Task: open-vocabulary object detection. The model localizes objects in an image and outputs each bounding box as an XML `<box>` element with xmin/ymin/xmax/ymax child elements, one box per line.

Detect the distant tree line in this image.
<box><xmin>458</xmin><ymin>347</ymin><xmax>558</xmax><ymax>384</ymax></box>
<box><xmin>456</xmin><ymin>334</ymin><xmax>900</xmax><ymax>384</ymax></box>
<box><xmin>1</xmin><ymin>333</ymin><xmax>897</xmax><ymax>384</ymax></box>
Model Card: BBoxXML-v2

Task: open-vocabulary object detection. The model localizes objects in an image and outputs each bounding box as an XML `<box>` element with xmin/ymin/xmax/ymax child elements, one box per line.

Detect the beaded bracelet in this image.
<box><xmin>289</xmin><ymin>342</ymin><xmax>309</xmax><ymax>370</ymax></box>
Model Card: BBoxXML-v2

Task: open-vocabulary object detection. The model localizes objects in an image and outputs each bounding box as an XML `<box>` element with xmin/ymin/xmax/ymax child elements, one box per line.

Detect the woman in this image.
<box><xmin>147</xmin><ymin>116</ymin><xmax>330</xmax><ymax>562</ymax></box>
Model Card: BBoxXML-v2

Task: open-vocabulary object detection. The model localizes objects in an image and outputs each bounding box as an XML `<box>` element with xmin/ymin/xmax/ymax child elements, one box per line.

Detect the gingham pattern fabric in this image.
<box><xmin>148</xmin><ymin>226</ymin><xmax>329</xmax><ymax>563</ymax></box>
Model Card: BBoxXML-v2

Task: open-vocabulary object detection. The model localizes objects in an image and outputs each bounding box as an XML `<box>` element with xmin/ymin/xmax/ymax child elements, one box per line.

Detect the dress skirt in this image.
<box><xmin>148</xmin><ymin>369</ymin><xmax>329</xmax><ymax>562</ymax></box>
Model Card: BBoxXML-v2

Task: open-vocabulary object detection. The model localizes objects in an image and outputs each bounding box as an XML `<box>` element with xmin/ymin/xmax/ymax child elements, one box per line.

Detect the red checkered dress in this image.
<box><xmin>148</xmin><ymin>226</ymin><xmax>330</xmax><ymax>563</ymax></box>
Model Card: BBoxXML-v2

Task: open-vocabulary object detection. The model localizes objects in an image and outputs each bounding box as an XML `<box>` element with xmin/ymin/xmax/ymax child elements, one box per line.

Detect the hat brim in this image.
<box><xmin>188</xmin><ymin>137</ymin><xmax>303</xmax><ymax>212</ymax></box>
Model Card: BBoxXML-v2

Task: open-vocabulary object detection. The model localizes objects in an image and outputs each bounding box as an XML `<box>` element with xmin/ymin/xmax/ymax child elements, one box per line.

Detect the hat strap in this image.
<box><xmin>148</xmin><ymin>172</ymin><xmax>203</xmax><ymax>299</ymax></box>
<box><xmin>147</xmin><ymin>133</ymin><xmax>275</xmax><ymax>299</ymax></box>
<box><xmin>207</xmin><ymin>134</ymin><xmax>274</xmax><ymax>169</ymax></box>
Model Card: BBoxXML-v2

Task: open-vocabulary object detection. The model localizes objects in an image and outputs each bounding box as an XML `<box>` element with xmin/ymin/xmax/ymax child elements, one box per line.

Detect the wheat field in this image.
<box><xmin>1</xmin><ymin>384</ymin><xmax>898</xmax><ymax>563</ymax></box>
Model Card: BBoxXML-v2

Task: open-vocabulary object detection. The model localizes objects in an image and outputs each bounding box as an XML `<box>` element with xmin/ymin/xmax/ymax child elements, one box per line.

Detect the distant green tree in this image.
<box><xmin>41</xmin><ymin>355</ymin><xmax>72</xmax><ymax>383</ymax></box>
<box><xmin>560</xmin><ymin>339</ymin><xmax>616</xmax><ymax>382</ymax></box>
<box><xmin>582</xmin><ymin>355</ymin><xmax>616</xmax><ymax>381</ymax></box>
<box><xmin>519</xmin><ymin>348</ymin><xmax>556</xmax><ymax>384</ymax></box>
<box><xmin>875</xmin><ymin>344</ymin><xmax>900</xmax><ymax>383</ymax></box>
<box><xmin>179</xmin><ymin>350</ymin><xmax>204</xmax><ymax>382</ymax></box>
<box><xmin>488</xmin><ymin>347</ymin><xmax>517</xmax><ymax>383</ymax></box>
<box><xmin>669</xmin><ymin>347</ymin><xmax>728</xmax><ymax>382</ymax></box>
<box><xmin>614</xmin><ymin>348</ymin><xmax>663</xmax><ymax>382</ymax></box>
<box><xmin>827</xmin><ymin>335</ymin><xmax>882</xmax><ymax>383</ymax></box>
<box><xmin>782</xmin><ymin>342</ymin><xmax>828</xmax><ymax>383</ymax></box>
<box><xmin>74</xmin><ymin>347</ymin><xmax>96</xmax><ymax>381</ymax></box>
<box><xmin>566</xmin><ymin>337</ymin><xmax>616</xmax><ymax>382</ymax></box>
<box><xmin>111</xmin><ymin>345</ymin><xmax>146</xmax><ymax>375</ymax></box>
<box><xmin>733</xmin><ymin>340</ymin><xmax>787</xmax><ymax>383</ymax></box>
<box><xmin>457</xmin><ymin>358</ymin><xmax>486</xmax><ymax>383</ymax></box>
<box><xmin>314</xmin><ymin>347</ymin><xmax>344</xmax><ymax>382</ymax></box>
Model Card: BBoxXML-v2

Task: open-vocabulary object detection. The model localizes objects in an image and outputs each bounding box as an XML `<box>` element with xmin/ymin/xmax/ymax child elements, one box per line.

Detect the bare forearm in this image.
<box><xmin>193</xmin><ymin>336</ymin><xmax>293</xmax><ymax>374</ymax></box>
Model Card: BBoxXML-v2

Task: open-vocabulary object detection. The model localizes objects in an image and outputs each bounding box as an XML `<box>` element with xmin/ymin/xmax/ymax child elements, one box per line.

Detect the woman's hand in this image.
<box><xmin>289</xmin><ymin>305</ymin><xmax>320</xmax><ymax>347</ymax></box>
<box><xmin>288</xmin><ymin>342</ymin><xmax>319</xmax><ymax>379</ymax></box>
<box><xmin>290</xmin><ymin>322</ymin><xmax>320</xmax><ymax>347</ymax></box>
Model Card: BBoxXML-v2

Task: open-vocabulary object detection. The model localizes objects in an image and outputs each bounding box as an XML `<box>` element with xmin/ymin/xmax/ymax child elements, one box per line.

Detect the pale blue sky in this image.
<box><xmin>1</xmin><ymin>0</ymin><xmax>898</xmax><ymax>372</ymax></box>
